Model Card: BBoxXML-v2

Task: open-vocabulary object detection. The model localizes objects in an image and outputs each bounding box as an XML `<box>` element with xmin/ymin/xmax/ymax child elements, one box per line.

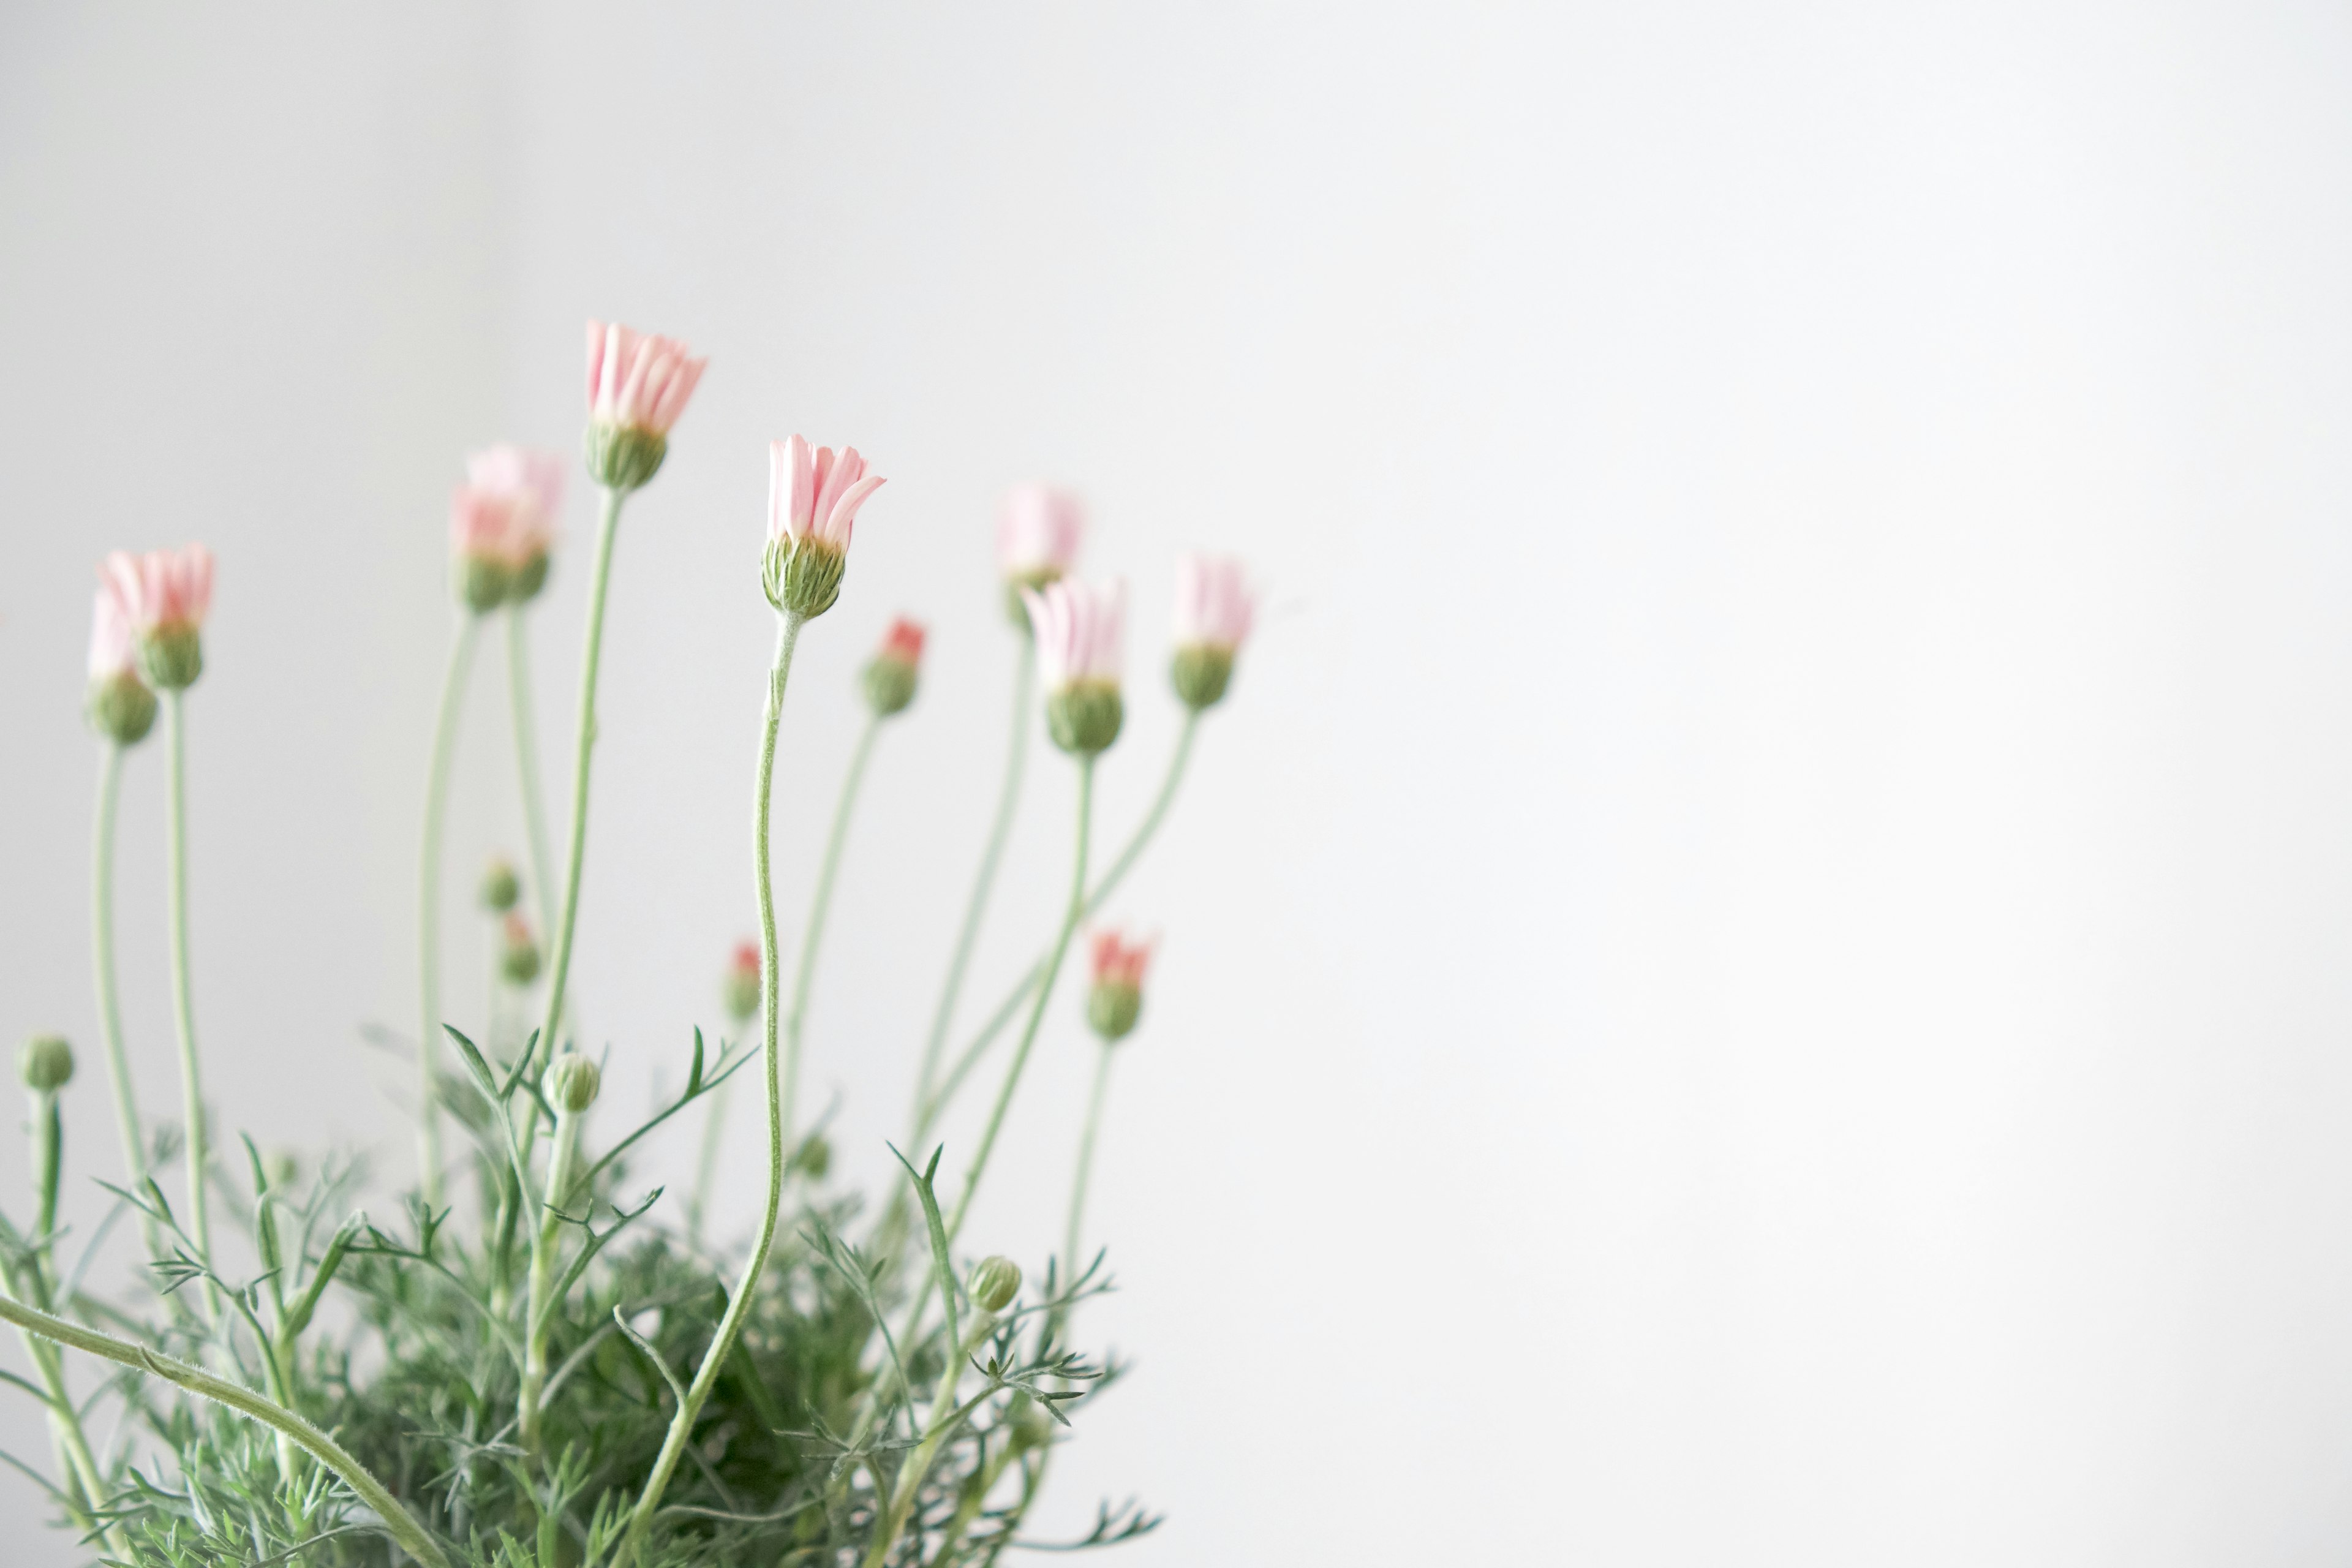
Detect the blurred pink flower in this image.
<box><xmin>451</xmin><ymin>445</ymin><xmax>565</xmax><ymax>564</ymax></box>
<box><xmin>585</xmin><ymin>321</ymin><xmax>707</xmax><ymax>436</ymax></box>
<box><xmin>997</xmin><ymin>485</ymin><xmax>1085</xmax><ymax>579</ymax></box>
<box><xmin>1088</xmin><ymin>929</ymin><xmax>1155</xmax><ymax>990</ymax></box>
<box><xmin>876</xmin><ymin>616</ymin><xmax>927</xmax><ymax>668</ymax></box>
<box><xmin>769</xmin><ymin>435</ymin><xmax>886</xmax><ymax>553</ymax></box>
<box><xmin>1020</xmin><ymin>576</ymin><xmax>1126</xmax><ymax>688</ymax></box>
<box><xmin>1172</xmin><ymin>554</ymin><xmax>1256</xmax><ymax>650</ymax></box>
<box><xmin>104</xmin><ymin>545</ymin><xmax>213</xmax><ymax>635</ymax></box>
<box><xmin>88</xmin><ymin>582</ymin><xmax>140</xmax><ymax>680</ymax></box>
<box><xmin>729</xmin><ymin>941</ymin><xmax>761</xmax><ymax>981</ymax></box>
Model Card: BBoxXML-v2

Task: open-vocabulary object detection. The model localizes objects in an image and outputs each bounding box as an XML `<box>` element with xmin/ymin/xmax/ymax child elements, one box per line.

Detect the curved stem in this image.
<box><xmin>533</xmin><ymin>486</ymin><xmax>627</xmax><ymax>1061</ymax></box>
<box><xmin>91</xmin><ymin>744</ymin><xmax>160</xmax><ymax>1260</ymax></box>
<box><xmin>912</xmin><ymin>636</ymin><xmax>1035</xmax><ymax>1123</ymax></box>
<box><xmin>0</xmin><ymin>1292</ymin><xmax>451</xmax><ymax>1568</ymax></box>
<box><xmin>417</xmin><ymin>615</ymin><xmax>481</xmax><ymax>1210</ymax></box>
<box><xmin>162</xmin><ymin>688</ymin><xmax>214</xmax><ymax>1316</ymax></box>
<box><xmin>621</xmin><ymin>611</ymin><xmax>804</xmax><ymax>1564</ymax></box>
<box><xmin>782</xmin><ymin>712</ymin><xmax>883</xmax><ymax>1155</ymax></box>
<box><xmin>922</xmin><ymin>713</ymin><xmax>1194</xmax><ymax>1133</ymax></box>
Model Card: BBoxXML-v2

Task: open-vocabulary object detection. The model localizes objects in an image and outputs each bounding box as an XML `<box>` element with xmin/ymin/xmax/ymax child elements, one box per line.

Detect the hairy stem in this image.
<box><xmin>533</xmin><ymin>486</ymin><xmax>627</xmax><ymax>1061</ymax></box>
<box><xmin>162</xmin><ymin>688</ymin><xmax>214</xmax><ymax>1316</ymax></box>
<box><xmin>417</xmin><ymin>614</ymin><xmax>481</xmax><ymax>1210</ymax></box>
<box><xmin>921</xmin><ymin>712</ymin><xmax>1193</xmax><ymax>1133</ymax></box>
<box><xmin>621</xmin><ymin>611</ymin><xmax>804</xmax><ymax>1563</ymax></box>
<box><xmin>0</xmin><ymin>1293</ymin><xmax>451</xmax><ymax>1568</ymax></box>
<box><xmin>911</xmin><ymin>635</ymin><xmax>1035</xmax><ymax>1123</ymax></box>
<box><xmin>782</xmin><ymin>711</ymin><xmax>883</xmax><ymax>1155</ymax></box>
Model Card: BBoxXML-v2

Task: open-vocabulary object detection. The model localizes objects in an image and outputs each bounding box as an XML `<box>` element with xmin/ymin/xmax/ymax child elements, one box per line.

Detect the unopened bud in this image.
<box><xmin>1170</xmin><ymin>644</ymin><xmax>1235</xmax><ymax>711</ymax></box>
<box><xmin>500</xmin><ymin>916</ymin><xmax>541</xmax><ymax>986</ymax></box>
<box><xmin>480</xmin><ymin>859</ymin><xmax>521</xmax><ymax>913</ymax></box>
<box><xmin>1088</xmin><ymin>982</ymin><xmax>1142</xmax><ymax>1041</ymax></box>
<box><xmin>584</xmin><ymin>421</ymin><xmax>668</xmax><ymax>492</ymax></box>
<box><xmin>138</xmin><ymin>623</ymin><xmax>204</xmax><ymax>691</ymax></box>
<box><xmin>861</xmin><ymin>617</ymin><xmax>926</xmax><ymax>718</ymax></box>
<box><xmin>791</xmin><ymin>1133</ymin><xmax>832</xmax><ymax>1182</ymax></box>
<box><xmin>1008</xmin><ymin>1395</ymin><xmax>1056</xmax><ymax>1452</ymax></box>
<box><xmin>967</xmin><ymin>1255</ymin><xmax>1022</xmax><ymax>1314</ymax></box>
<box><xmin>723</xmin><ymin>942</ymin><xmax>761</xmax><ymax>1025</ymax></box>
<box><xmin>86</xmin><ymin>669</ymin><xmax>159</xmax><ymax>747</ymax></box>
<box><xmin>1045</xmin><ymin>681</ymin><xmax>1123</xmax><ymax>756</ymax></box>
<box><xmin>18</xmin><ymin>1035</ymin><xmax>72</xmax><ymax>1094</ymax></box>
<box><xmin>1085</xmin><ymin>930</ymin><xmax>1153</xmax><ymax>1043</ymax></box>
<box><xmin>549</xmin><ymin>1052</ymin><xmax>600</xmax><ymax>1114</ymax></box>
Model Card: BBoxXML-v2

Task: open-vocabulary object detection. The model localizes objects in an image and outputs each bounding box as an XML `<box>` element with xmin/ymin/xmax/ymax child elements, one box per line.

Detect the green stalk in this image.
<box><xmin>417</xmin><ymin>615</ymin><xmax>481</xmax><ymax>1210</ymax></box>
<box><xmin>688</xmin><ymin>1078</ymin><xmax>731</xmax><ymax>1245</ymax></box>
<box><xmin>162</xmin><ymin>688</ymin><xmax>214</xmax><ymax>1316</ymax></box>
<box><xmin>504</xmin><ymin>605</ymin><xmax>560</xmax><ymax>938</ymax></box>
<box><xmin>533</xmin><ymin>486</ymin><xmax>627</xmax><ymax>1061</ymax></box>
<box><xmin>919</xmin><ymin>712</ymin><xmax>1194</xmax><ymax>1133</ymax></box>
<box><xmin>620</xmin><ymin>612</ymin><xmax>805</xmax><ymax>1563</ymax></box>
<box><xmin>0</xmin><ymin>1292</ymin><xmax>451</xmax><ymax>1568</ymax></box>
<box><xmin>11</xmin><ymin>1087</ymin><xmax>118</xmax><ymax>1550</ymax></box>
<box><xmin>781</xmin><ymin>712</ymin><xmax>884</xmax><ymax>1154</ymax></box>
<box><xmin>91</xmin><ymin>743</ymin><xmax>162</xmax><ymax>1265</ymax></box>
<box><xmin>1061</xmin><ymin>1039</ymin><xmax>1116</xmax><ymax>1324</ymax></box>
<box><xmin>862</xmin><ymin>1311</ymin><xmax>1000</xmax><ymax>1566</ymax></box>
<box><xmin>516</xmin><ymin>1100</ymin><xmax>584</xmax><ymax>1453</ymax></box>
<box><xmin>911</xmin><ymin>635</ymin><xmax>1035</xmax><ymax>1122</ymax></box>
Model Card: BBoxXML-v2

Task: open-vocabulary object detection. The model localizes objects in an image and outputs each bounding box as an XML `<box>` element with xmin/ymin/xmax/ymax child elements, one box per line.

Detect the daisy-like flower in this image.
<box><xmin>85</xmin><ymin>582</ymin><xmax>158</xmax><ymax>745</ymax></box>
<box><xmin>862</xmin><ymin>616</ymin><xmax>928</xmax><ymax>718</ymax></box>
<box><xmin>583</xmin><ymin>320</ymin><xmax>707</xmax><ymax>491</ymax></box>
<box><xmin>1170</xmin><ymin>553</ymin><xmax>1257</xmax><ymax>711</ymax></box>
<box><xmin>997</xmin><ymin>484</ymin><xmax>1085</xmax><ymax>626</ymax></box>
<box><xmin>450</xmin><ymin>446</ymin><xmax>566</xmax><ymax>609</ymax></box>
<box><xmin>1020</xmin><ymin>577</ymin><xmax>1126</xmax><ymax>755</ymax></box>
<box><xmin>1085</xmin><ymin>928</ymin><xmax>1155</xmax><ymax>1042</ymax></box>
<box><xmin>763</xmin><ymin>435</ymin><xmax>887</xmax><ymax>620</ymax></box>
<box><xmin>104</xmin><ymin>545</ymin><xmax>214</xmax><ymax>691</ymax></box>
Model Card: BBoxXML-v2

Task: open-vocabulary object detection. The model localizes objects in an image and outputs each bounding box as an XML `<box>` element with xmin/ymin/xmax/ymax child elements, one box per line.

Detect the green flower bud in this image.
<box><xmin>18</xmin><ymin>1035</ymin><xmax>72</xmax><ymax>1094</ymax></box>
<box><xmin>584</xmin><ymin>421</ymin><xmax>668</xmax><ymax>492</ymax></box>
<box><xmin>1170</xmin><ymin>643</ymin><xmax>1235</xmax><ymax>711</ymax></box>
<box><xmin>458</xmin><ymin>554</ymin><xmax>512</xmax><ymax>613</ymax></box>
<box><xmin>1008</xmin><ymin>1395</ymin><xmax>1056</xmax><ymax>1452</ymax></box>
<box><xmin>500</xmin><ymin>925</ymin><xmax>542</xmax><ymax>986</ymax></box>
<box><xmin>967</xmin><ymin>1254</ymin><xmax>1022</xmax><ymax>1314</ymax></box>
<box><xmin>862</xmin><ymin>655</ymin><xmax>918</xmax><ymax>718</ymax></box>
<box><xmin>723</xmin><ymin>943</ymin><xmax>761</xmax><ymax>1025</ymax></box>
<box><xmin>791</xmin><ymin>1133</ymin><xmax>832</xmax><ymax>1182</ymax></box>
<box><xmin>549</xmin><ymin>1052</ymin><xmax>600</xmax><ymax>1114</ymax></box>
<box><xmin>86</xmin><ymin>670</ymin><xmax>159</xmax><ymax>747</ymax></box>
<box><xmin>507</xmin><ymin>549</ymin><xmax>551</xmax><ymax>604</ymax></box>
<box><xmin>1088</xmin><ymin>982</ymin><xmax>1142</xmax><ymax>1042</ymax></box>
<box><xmin>1046</xmin><ymin>680</ymin><xmax>1124</xmax><ymax>756</ymax></box>
<box><xmin>138</xmin><ymin>624</ymin><xmax>204</xmax><ymax>691</ymax></box>
<box><xmin>480</xmin><ymin>858</ymin><xmax>521</xmax><ymax>913</ymax></box>
<box><xmin>763</xmin><ymin>537</ymin><xmax>847</xmax><ymax>620</ymax></box>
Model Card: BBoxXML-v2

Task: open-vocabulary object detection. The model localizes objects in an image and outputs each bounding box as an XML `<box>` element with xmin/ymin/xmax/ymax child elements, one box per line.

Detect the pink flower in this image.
<box><xmin>769</xmin><ymin>435</ymin><xmax>886</xmax><ymax>554</ymax></box>
<box><xmin>1020</xmin><ymin>576</ymin><xmax>1126</xmax><ymax>690</ymax></box>
<box><xmin>88</xmin><ymin>583</ymin><xmax>140</xmax><ymax>681</ymax></box>
<box><xmin>875</xmin><ymin>616</ymin><xmax>927</xmax><ymax>668</ymax></box>
<box><xmin>1088</xmin><ymin>929</ymin><xmax>1155</xmax><ymax>990</ymax></box>
<box><xmin>1172</xmin><ymin>554</ymin><xmax>1256</xmax><ymax>650</ymax></box>
<box><xmin>585</xmin><ymin>320</ymin><xmax>707</xmax><ymax>436</ymax></box>
<box><xmin>451</xmin><ymin>446</ymin><xmax>564</xmax><ymax>563</ymax></box>
<box><xmin>104</xmin><ymin>545</ymin><xmax>214</xmax><ymax>635</ymax></box>
<box><xmin>997</xmin><ymin>485</ymin><xmax>1085</xmax><ymax>579</ymax></box>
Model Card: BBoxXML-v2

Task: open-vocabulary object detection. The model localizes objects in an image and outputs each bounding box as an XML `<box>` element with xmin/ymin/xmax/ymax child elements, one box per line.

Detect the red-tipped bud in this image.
<box><xmin>723</xmin><ymin>941</ymin><xmax>761</xmax><ymax>1025</ymax></box>
<box><xmin>861</xmin><ymin>616</ymin><xmax>927</xmax><ymax>717</ymax></box>
<box><xmin>1085</xmin><ymin>929</ymin><xmax>1154</xmax><ymax>1042</ymax></box>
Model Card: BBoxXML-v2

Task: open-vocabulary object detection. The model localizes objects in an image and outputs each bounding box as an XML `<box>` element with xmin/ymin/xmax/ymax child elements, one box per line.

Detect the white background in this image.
<box><xmin>6</xmin><ymin>2</ymin><xmax>2352</xmax><ymax>1562</ymax></box>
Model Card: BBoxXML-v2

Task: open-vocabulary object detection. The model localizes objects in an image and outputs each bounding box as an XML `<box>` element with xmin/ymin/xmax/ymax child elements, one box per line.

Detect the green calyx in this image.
<box><xmin>764</xmin><ymin>537</ymin><xmax>847</xmax><ymax>620</ymax></box>
<box><xmin>967</xmin><ymin>1255</ymin><xmax>1022</xmax><ymax>1314</ymax></box>
<box><xmin>584</xmin><ymin>421</ymin><xmax>667</xmax><ymax>492</ymax></box>
<box><xmin>1003</xmin><ymin>567</ymin><xmax>1063</xmax><ymax>629</ymax></box>
<box><xmin>480</xmin><ymin>860</ymin><xmax>521</xmax><ymax>913</ymax></box>
<box><xmin>1170</xmin><ymin>643</ymin><xmax>1235</xmax><ymax>711</ymax></box>
<box><xmin>138</xmin><ymin>622</ymin><xmax>203</xmax><ymax>691</ymax></box>
<box><xmin>1046</xmin><ymin>680</ymin><xmax>1123</xmax><ymax>756</ymax></box>
<box><xmin>501</xmin><ymin>933</ymin><xmax>542</xmax><ymax>986</ymax></box>
<box><xmin>459</xmin><ymin>554</ymin><xmax>513</xmax><ymax>613</ymax></box>
<box><xmin>723</xmin><ymin>969</ymin><xmax>760</xmax><ymax>1026</ymax></box>
<box><xmin>508</xmin><ymin>550</ymin><xmax>551</xmax><ymax>604</ymax></box>
<box><xmin>861</xmin><ymin>653</ymin><xmax>919</xmax><ymax>718</ymax></box>
<box><xmin>1087</xmin><ymin>980</ymin><xmax>1142</xmax><ymax>1042</ymax></box>
<box><xmin>549</xmin><ymin>1052</ymin><xmax>600</xmax><ymax>1114</ymax></box>
<box><xmin>18</xmin><ymin>1034</ymin><xmax>72</xmax><ymax>1093</ymax></box>
<box><xmin>86</xmin><ymin>670</ymin><xmax>159</xmax><ymax>746</ymax></box>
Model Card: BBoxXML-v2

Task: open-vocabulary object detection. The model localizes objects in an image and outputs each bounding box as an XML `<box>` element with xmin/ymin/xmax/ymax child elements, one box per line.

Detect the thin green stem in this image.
<box><xmin>0</xmin><ymin>1292</ymin><xmax>451</xmax><ymax>1568</ymax></box>
<box><xmin>1061</xmin><ymin>1039</ymin><xmax>1116</xmax><ymax>1325</ymax></box>
<box><xmin>620</xmin><ymin>611</ymin><xmax>804</xmax><ymax>1564</ymax></box>
<box><xmin>90</xmin><ymin>746</ymin><xmax>155</xmax><ymax>1239</ymax></box>
<box><xmin>912</xmin><ymin>636</ymin><xmax>1036</xmax><ymax>1123</ymax></box>
<box><xmin>516</xmin><ymin>1103</ymin><xmax>583</xmax><ymax>1453</ymax></box>
<box><xmin>863</xmin><ymin>1312</ymin><xmax>998</xmax><ymax>1567</ymax></box>
<box><xmin>533</xmin><ymin>486</ymin><xmax>627</xmax><ymax>1061</ymax></box>
<box><xmin>417</xmin><ymin>615</ymin><xmax>481</xmax><ymax>1210</ymax></box>
<box><xmin>12</xmin><ymin>1088</ymin><xmax>119</xmax><ymax>1551</ymax></box>
<box><xmin>162</xmin><ymin>688</ymin><xmax>214</xmax><ymax>1317</ymax></box>
<box><xmin>782</xmin><ymin>712</ymin><xmax>884</xmax><ymax>1155</ymax></box>
<box><xmin>921</xmin><ymin>714</ymin><xmax>1193</xmax><ymax>1133</ymax></box>
<box><xmin>506</xmin><ymin>603</ymin><xmax>572</xmax><ymax>1048</ymax></box>
<box><xmin>688</xmin><ymin>1078</ymin><xmax>731</xmax><ymax>1245</ymax></box>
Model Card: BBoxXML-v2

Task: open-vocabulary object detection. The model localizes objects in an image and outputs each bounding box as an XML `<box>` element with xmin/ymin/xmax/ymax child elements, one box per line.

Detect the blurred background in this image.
<box><xmin>7</xmin><ymin>2</ymin><xmax>2352</xmax><ymax>1562</ymax></box>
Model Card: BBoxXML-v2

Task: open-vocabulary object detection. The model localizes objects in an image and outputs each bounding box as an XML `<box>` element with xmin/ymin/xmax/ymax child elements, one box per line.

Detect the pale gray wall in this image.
<box><xmin>9</xmin><ymin>3</ymin><xmax>2352</xmax><ymax>1564</ymax></box>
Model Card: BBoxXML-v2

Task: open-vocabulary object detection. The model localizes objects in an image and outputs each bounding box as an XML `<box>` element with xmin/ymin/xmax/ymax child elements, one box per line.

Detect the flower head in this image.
<box><xmin>583</xmin><ymin>320</ymin><xmax>706</xmax><ymax>490</ymax></box>
<box><xmin>86</xmin><ymin>584</ymin><xmax>160</xmax><ymax>745</ymax></box>
<box><xmin>1023</xmin><ymin>577</ymin><xmax>1126</xmax><ymax>754</ymax></box>
<box><xmin>723</xmin><ymin>941</ymin><xmax>761</xmax><ymax>1025</ymax></box>
<box><xmin>500</xmin><ymin>914</ymin><xmax>542</xmax><ymax>986</ymax></box>
<box><xmin>451</xmin><ymin>446</ymin><xmax>565</xmax><ymax>609</ymax></box>
<box><xmin>1170</xmin><ymin>554</ymin><xmax>1256</xmax><ymax>710</ymax></box>
<box><xmin>104</xmin><ymin>545</ymin><xmax>213</xmax><ymax>690</ymax></box>
<box><xmin>764</xmin><ymin>435</ymin><xmax>886</xmax><ymax>619</ymax></box>
<box><xmin>998</xmin><ymin>485</ymin><xmax>1085</xmax><ymax>582</ymax></box>
<box><xmin>862</xmin><ymin>616</ymin><xmax>927</xmax><ymax>718</ymax></box>
<box><xmin>1085</xmin><ymin>929</ymin><xmax>1155</xmax><ymax>1042</ymax></box>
